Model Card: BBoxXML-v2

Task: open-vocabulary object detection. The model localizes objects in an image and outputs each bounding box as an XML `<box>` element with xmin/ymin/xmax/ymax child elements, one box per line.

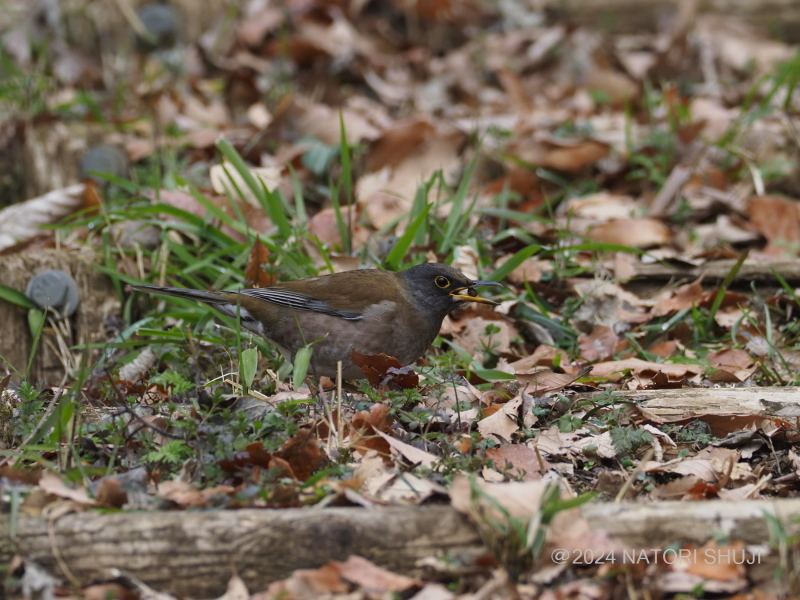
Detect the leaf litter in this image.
<box><xmin>2</xmin><ymin>0</ymin><xmax>800</xmax><ymax>597</ymax></box>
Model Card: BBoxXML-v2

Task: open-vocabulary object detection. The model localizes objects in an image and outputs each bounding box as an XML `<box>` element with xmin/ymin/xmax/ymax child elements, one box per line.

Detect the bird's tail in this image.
<box><xmin>128</xmin><ymin>284</ymin><xmax>233</xmax><ymax>305</ymax></box>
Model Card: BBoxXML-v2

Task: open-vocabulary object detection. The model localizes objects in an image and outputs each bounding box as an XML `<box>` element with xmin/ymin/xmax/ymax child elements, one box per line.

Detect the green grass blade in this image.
<box><xmin>25</xmin><ymin>309</ymin><xmax>46</xmax><ymax>380</ymax></box>
<box><xmin>240</xmin><ymin>347</ymin><xmax>258</xmax><ymax>393</ymax></box>
<box><xmin>0</xmin><ymin>283</ymin><xmax>36</xmax><ymax>309</ymax></box>
<box><xmin>555</xmin><ymin>242</ymin><xmax>647</xmax><ymax>256</ymax></box>
<box><xmin>334</xmin><ymin>113</ymin><xmax>355</xmax><ymax>254</ymax></box>
<box><xmin>486</xmin><ymin>245</ymin><xmax>542</xmax><ymax>282</ymax></box>
<box><xmin>385</xmin><ymin>204</ymin><xmax>433</xmax><ymax>270</ymax></box>
<box><xmin>704</xmin><ymin>249</ymin><xmax>749</xmax><ymax>332</ymax></box>
<box><xmin>217</xmin><ymin>138</ymin><xmax>292</xmax><ymax>238</ymax></box>
<box><xmin>330</xmin><ymin>185</ymin><xmax>350</xmax><ymax>255</ymax></box>
<box><xmin>440</xmin><ymin>152</ymin><xmax>479</xmax><ymax>253</ymax></box>
<box><xmin>293</xmin><ymin>346</ymin><xmax>312</xmax><ymax>390</ymax></box>
<box><xmin>411</xmin><ymin>182</ymin><xmax>431</xmax><ymax>247</ymax></box>
<box><xmin>288</xmin><ymin>165</ymin><xmax>307</xmax><ymax>225</ymax></box>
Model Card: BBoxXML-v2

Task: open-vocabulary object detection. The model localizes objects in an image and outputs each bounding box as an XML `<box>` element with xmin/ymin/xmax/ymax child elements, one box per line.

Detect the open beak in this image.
<box><xmin>450</xmin><ymin>280</ymin><xmax>505</xmax><ymax>306</ymax></box>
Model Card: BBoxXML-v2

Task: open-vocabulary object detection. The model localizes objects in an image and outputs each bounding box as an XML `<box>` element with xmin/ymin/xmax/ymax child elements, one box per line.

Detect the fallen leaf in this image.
<box><xmin>335</xmin><ymin>555</ymin><xmax>420</xmax><ymax>592</ymax></box>
<box><xmin>486</xmin><ymin>445</ymin><xmax>547</xmax><ymax>481</ymax></box>
<box><xmin>275</xmin><ymin>428</ymin><xmax>323</xmax><ymax>482</ymax></box>
<box><xmin>587</xmin><ymin>218</ymin><xmax>672</xmax><ymax>248</ymax></box>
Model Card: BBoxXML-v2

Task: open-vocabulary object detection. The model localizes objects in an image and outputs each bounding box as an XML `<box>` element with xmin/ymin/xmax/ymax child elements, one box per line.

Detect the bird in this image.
<box><xmin>129</xmin><ymin>263</ymin><xmax>503</xmax><ymax>379</ymax></box>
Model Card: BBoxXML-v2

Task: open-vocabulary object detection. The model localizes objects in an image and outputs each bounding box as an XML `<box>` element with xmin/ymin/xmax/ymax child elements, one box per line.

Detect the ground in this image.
<box><xmin>1</xmin><ymin>0</ymin><xmax>800</xmax><ymax>598</ymax></box>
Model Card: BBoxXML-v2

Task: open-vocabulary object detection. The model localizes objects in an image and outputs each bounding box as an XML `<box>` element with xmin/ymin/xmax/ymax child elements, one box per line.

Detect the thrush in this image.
<box><xmin>130</xmin><ymin>263</ymin><xmax>503</xmax><ymax>379</ymax></box>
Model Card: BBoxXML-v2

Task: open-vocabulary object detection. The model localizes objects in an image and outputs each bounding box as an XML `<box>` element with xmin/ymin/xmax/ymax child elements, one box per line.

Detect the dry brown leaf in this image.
<box><xmin>363</xmin><ymin>190</ymin><xmax>411</xmax><ymax>229</ymax></box>
<box><xmin>269</xmin><ymin>563</ymin><xmax>349</xmax><ymax>597</ymax></box>
<box><xmin>649</xmin><ymin>474</ymin><xmax>709</xmax><ymax>501</ymax></box>
<box><xmin>485</xmin><ymin>445</ymin><xmax>547</xmax><ymax>481</ymax></box>
<box><xmin>542</xmin><ymin>139</ymin><xmax>610</xmax><ymax>171</ymax></box>
<box><xmin>509</xmin><ymin>346</ymin><xmax>572</xmax><ymax>372</ymax></box>
<box><xmin>335</xmin><ymin>555</ymin><xmax>420</xmax><ymax>592</ymax></box>
<box><xmin>183</xmin><ymin>95</ymin><xmax>230</xmax><ymax>128</ymax></box>
<box><xmin>577</xmin><ymin>324</ymin><xmax>618</xmax><ymax>362</ymax></box>
<box><xmin>565</xmin><ymin>192</ymin><xmax>638</xmax><ymax>220</ymax></box>
<box><xmin>238</xmin><ymin>6</ymin><xmax>283</xmax><ymax>46</ymax></box>
<box><xmin>364</xmin><ymin>470</ymin><xmax>447</xmax><ymax>505</ymax></box>
<box><xmin>527</xmin><ymin>426</ymin><xmax>580</xmax><ymax>459</ymax></box>
<box><xmin>0</xmin><ymin>466</ymin><xmax>42</xmax><ymax>486</ymax></box>
<box><xmin>587</xmin><ymin>218</ymin><xmax>672</xmax><ymax>248</ymax></box>
<box><xmin>451</xmin><ymin>315</ymin><xmax>517</xmax><ymax>360</ymax></box>
<box><xmin>514</xmin><ymin>369</ymin><xmax>578</xmax><ymax>395</ymax></box>
<box><xmin>308</xmin><ymin>206</ymin><xmax>369</xmax><ymax>250</ymax></box>
<box><xmin>476</xmin><ymin>394</ymin><xmax>526</xmax><ymax>441</ymax></box>
<box><xmin>698</xmin><ymin>15</ymin><xmax>795</xmax><ymax>74</ymax></box>
<box><xmin>450</xmin><ymin>474</ymin><xmax>553</xmax><ymax>520</ymax></box>
<box><xmin>652</xmin><ymin>281</ymin><xmax>704</xmax><ymax>316</ymax></box>
<box><xmin>373</xmin><ymin>429</ymin><xmax>437</xmax><ymax>468</ymax></box>
<box><xmin>244</xmin><ymin>239</ymin><xmax>275</xmax><ymax>288</ymax></box>
<box><xmin>0</xmin><ymin>184</ymin><xmax>86</xmax><ymax>250</ymax></box>
<box><xmin>572</xmin><ymin>430</ymin><xmax>617</xmax><ymax>459</ymax></box>
<box><xmin>275</xmin><ymin>428</ymin><xmax>323</xmax><ymax>482</ymax></box>
<box><xmin>38</xmin><ymin>471</ymin><xmax>95</xmax><ymax>505</ymax></box>
<box><xmin>358</xmin><ymin>126</ymin><xmax>465</xmax><ymax>202</ymax></box>
<box><xmin>156</xmin><ymin>480</ymin><xmax>208</xmax><ymax>507</ymax></box>
<box><xmin>351</xmin><ymin>350</ymin><xmax>420</xmax><ymax>389</ymax></box>
<box><xmin>648</xmin><ymin>340</ymin><xmax>680</xmax><ymax>358</ymax></box>
<box><xmin>588</xmin><ymin>358</ymin><xmax>703</xmax><ymax>381</ymax></box>
<box><xmin>350</xmin><ymin>403</ymin><xmax>393</xmax><ymax>458</ymax></box>
<box><xmin>746</xmin><ymin>195</ymin><xmax>800</xmax><ymax>257</ymax></box>
<box><xmin>584</xmin><ymin>68</ymin><xmax>638</xmax><ymax>105</ymax></box>
<box><xmin>366</xmin><ymin>120</ymin><xmax>437</xmax><ymax>172</ymax></box>
<box><xmin>94</xmin><ymin>477</ymin><xmax>129</xmax><ymax>509</ymax></box>
<box><xmin>647</xmin><ymin>458</ymin><xmax>719</xmax><ymax>483</ymax></box>
<box><xmin>706</xmin><ymin>348</ymin><xmax>757</xmax><ymax>382</ymax></box>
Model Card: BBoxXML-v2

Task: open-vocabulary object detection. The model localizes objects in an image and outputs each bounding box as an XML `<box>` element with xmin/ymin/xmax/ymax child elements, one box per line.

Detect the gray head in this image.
<box><xmin>399</xmin><ymin>263</ymin><xmax>503</xmax><ymax>323</ymax></box>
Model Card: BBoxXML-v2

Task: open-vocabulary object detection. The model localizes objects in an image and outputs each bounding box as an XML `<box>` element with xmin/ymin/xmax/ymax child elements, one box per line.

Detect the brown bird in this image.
<box><xmin>130</xmin><ymin>263</ymin><xmax>503</xmax><ymax>379</ymax></box>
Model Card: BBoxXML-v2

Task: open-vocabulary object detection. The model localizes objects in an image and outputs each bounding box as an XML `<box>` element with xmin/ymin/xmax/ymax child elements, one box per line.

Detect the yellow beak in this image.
<box><xmin>449</xmin><ymin>280</ymin><xmax>504</xmax><ymax>305</ymax></box>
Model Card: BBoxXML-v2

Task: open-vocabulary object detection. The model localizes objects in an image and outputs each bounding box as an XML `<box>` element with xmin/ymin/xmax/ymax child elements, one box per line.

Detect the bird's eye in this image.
<box><xmin>434</xmin><ymin>276</ymin><xmax>450</xmax><ymax>288</ymax></box>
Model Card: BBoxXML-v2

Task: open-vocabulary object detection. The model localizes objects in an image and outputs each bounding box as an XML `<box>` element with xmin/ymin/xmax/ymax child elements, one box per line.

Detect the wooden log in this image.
<box><xmin>0</xmin><ymin>506</ymin><xmax>483</xmax><ymax>597</ymax></box>
<box><xmin>545</xmin><ymin>0</ymin><xmax>800</xmax><ymax>38</ymax></box>
<box><xmin>3</xmin><ymin>498</ymin><xmax>799</xmax><ymax>597</ymax></box>
<box><xmin>582</xmin><ymin>499</ymin><xmax>800</xmax><ymax>547</ymax></box>
<box><xmin>583</xmin><ymin>386</ymin><xmax>800</xmax><ymax>420</ymax></box>
<box><xmin>629</xmin><ymin>258</ymin><xmax>800</xmax><ymax>284</ymax></box>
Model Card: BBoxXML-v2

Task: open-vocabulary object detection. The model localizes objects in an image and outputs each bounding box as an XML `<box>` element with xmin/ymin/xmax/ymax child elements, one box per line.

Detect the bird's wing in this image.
<box><xmin>239</xmin><ymin>287</ymin><xmax>363</xmax><ymax>320</ymax></box>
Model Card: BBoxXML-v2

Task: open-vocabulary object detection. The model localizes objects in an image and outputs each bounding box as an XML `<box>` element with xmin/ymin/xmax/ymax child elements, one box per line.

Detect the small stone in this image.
<box><xmin>79</xmin><ymin>144</ymin><xmax>129</xmax><ymax>184</ymax></box>
<box><xmin>135</xmin><ymin>3</ymin><xmax>181</xmax><ymax>52</ymax></box>
<box><xmin>25</xmin><ymin>270</ymin><xmax>80</xmax><ymax>318</ymax></box>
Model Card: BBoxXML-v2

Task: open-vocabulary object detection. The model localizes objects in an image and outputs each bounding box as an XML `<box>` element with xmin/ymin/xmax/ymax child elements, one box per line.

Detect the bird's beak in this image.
<box><xmin>450</xmin><ymin>280</ymin><xmax>504</xmax><ymax>305</ymax></box>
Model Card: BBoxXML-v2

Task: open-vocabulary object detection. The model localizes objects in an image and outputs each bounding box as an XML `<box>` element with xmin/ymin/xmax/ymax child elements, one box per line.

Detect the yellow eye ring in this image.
<box><xmin>435</xmin><ymin>276</ymin><xmax>450</xmax><ymax>288</ymax></box>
